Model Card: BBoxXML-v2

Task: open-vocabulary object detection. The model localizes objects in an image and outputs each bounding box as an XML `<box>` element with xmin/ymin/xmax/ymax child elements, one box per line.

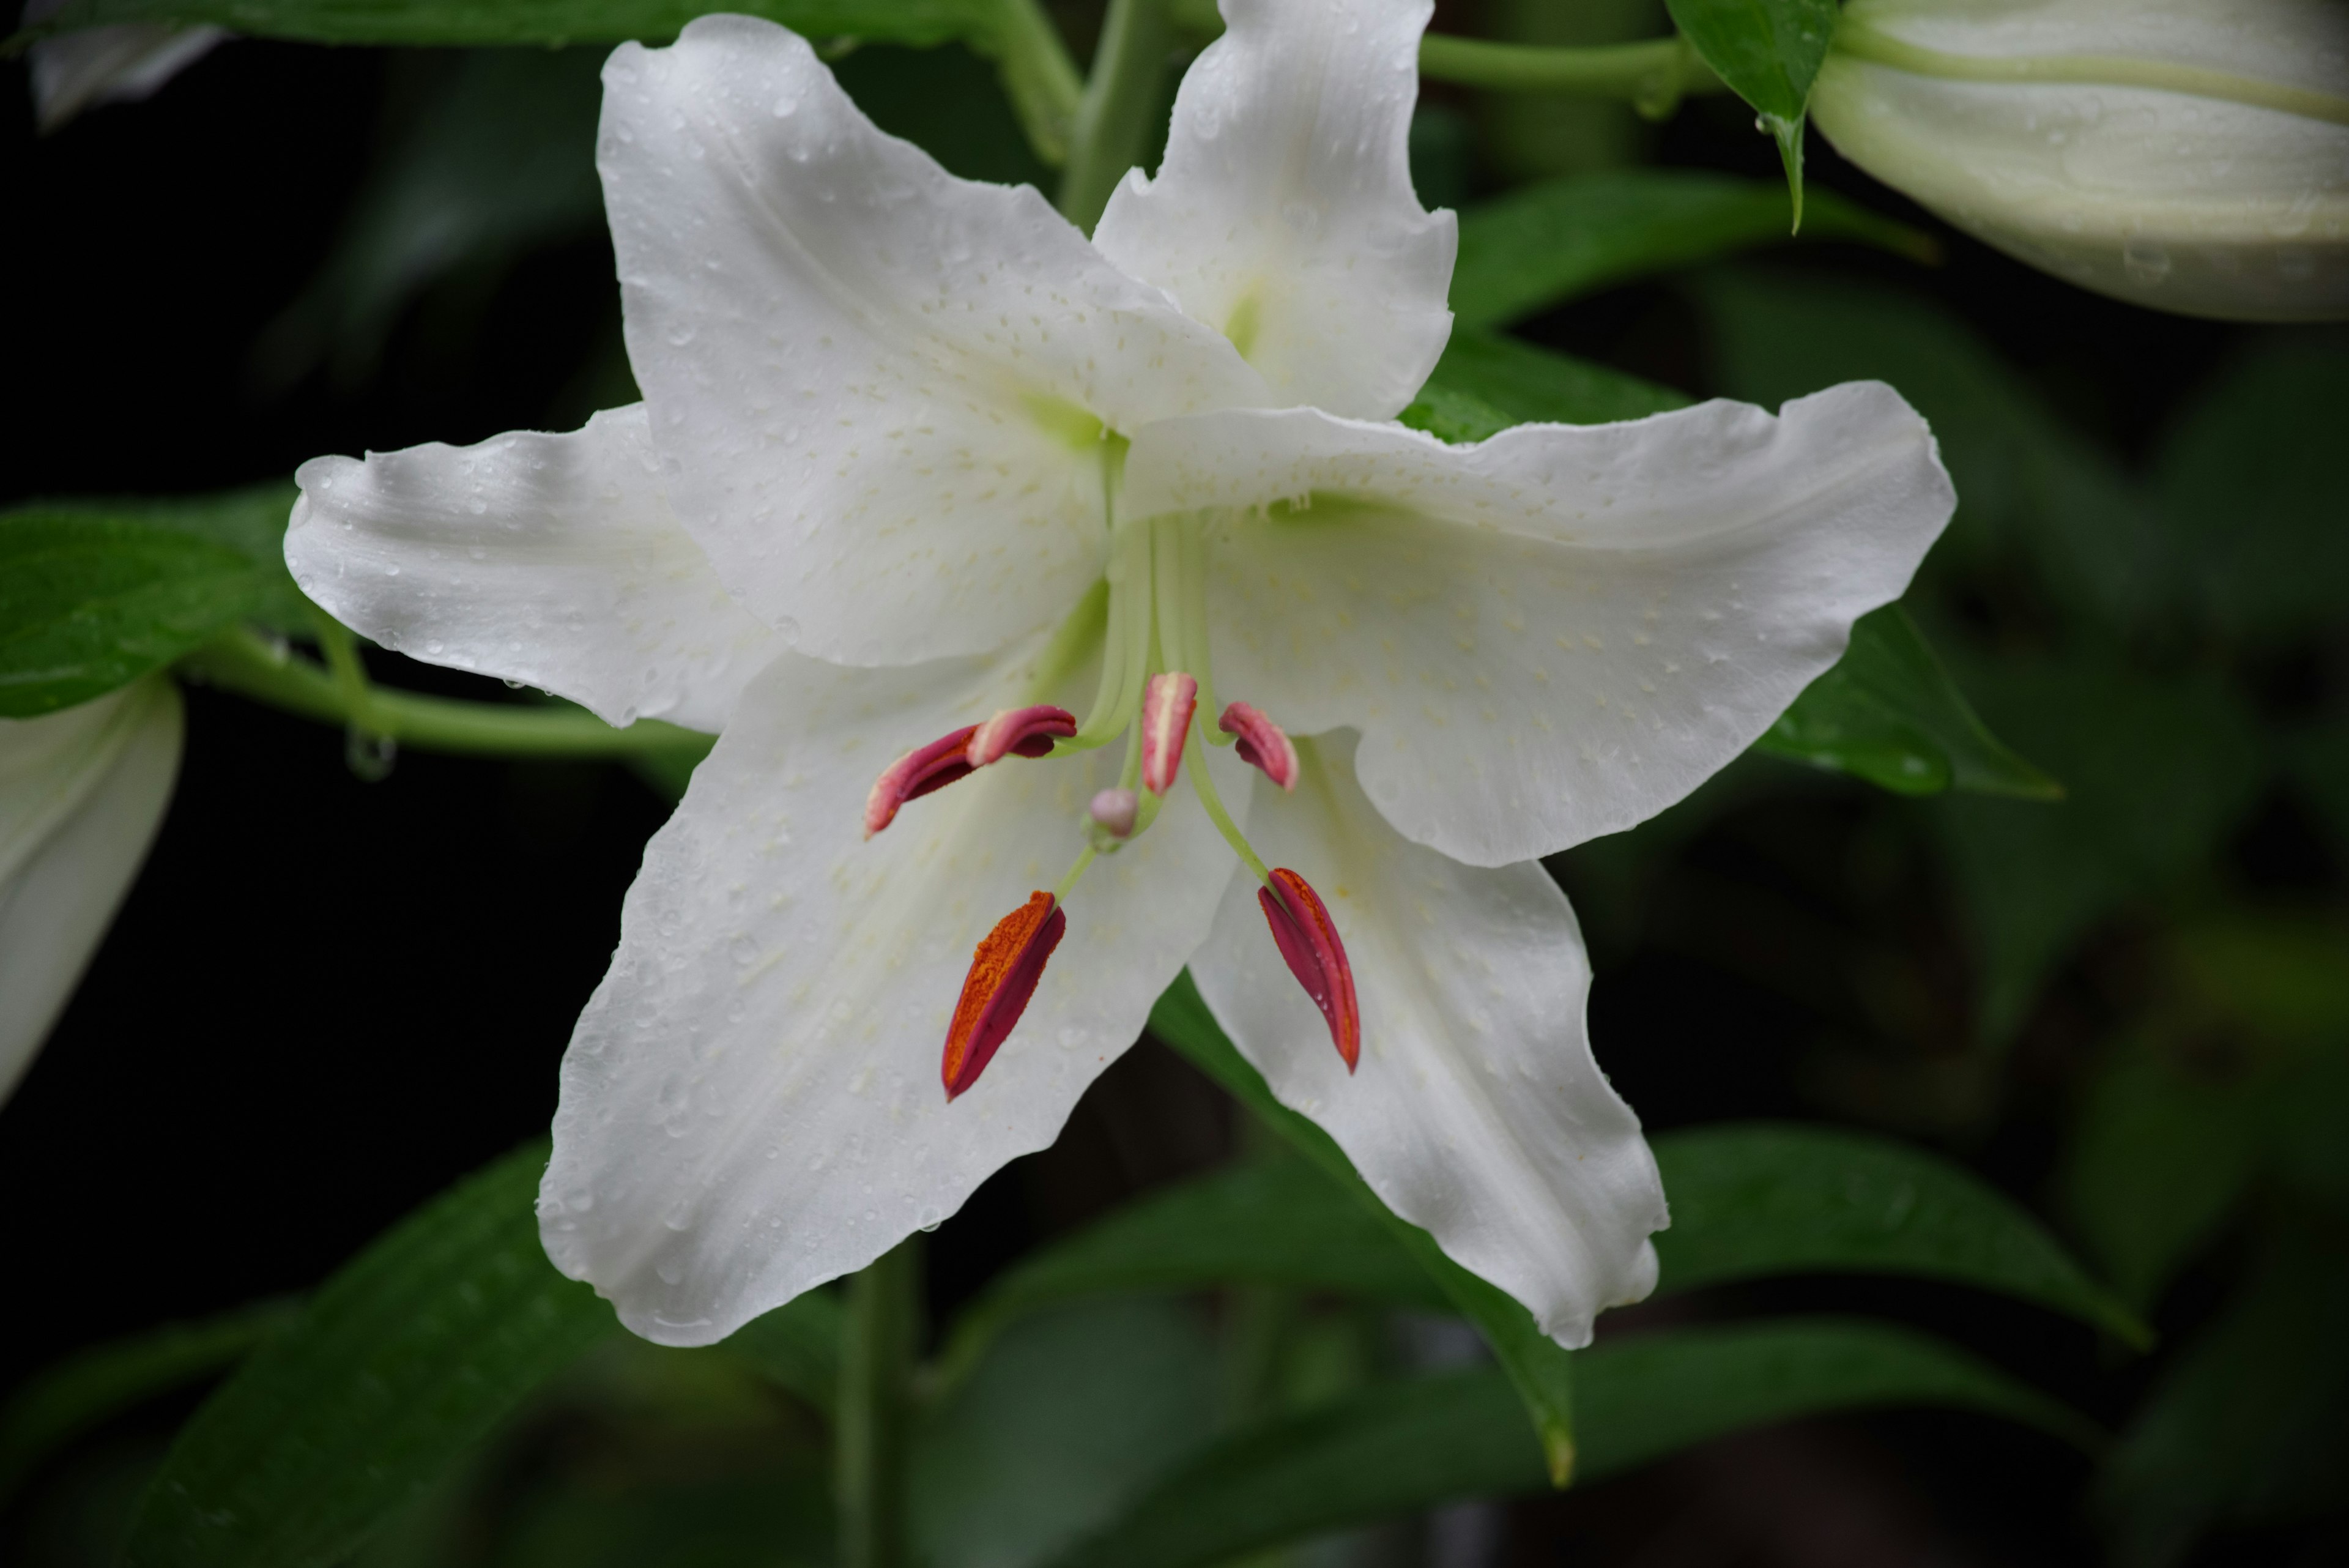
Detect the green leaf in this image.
<box><xmin>1412</xmin><ymin>327</ymin><xmax>1695</xmax><ymax>439</ymax></box>
<box><xmin>1691</xmin><ymin>270</ymin><xmax>2161</xmax><ymax>633</ymax></box>
<box><xmin>1929</xmin><ymin>655</ymin><xmax>2268</xmax><ymax>1042</ymax></box>
<box><xmin>721</xmin><ymin>1288</ymin><xmax>845</xmax><ymax>1417</ymax></box>
<box><xmin>1662</xmin><ymin>0</ymin><xmax>1839</xmax><ymax>221</ymax></box>
<box><xmin>2099</xmin><ymin>1218</ymin><xmax>2349</xmax><ymax>1567</ymax></box>
<box><xmin>1652</xmin><ymin>1123</ymin><xmax>2148</xmax><ymax>1345</ymax></box>
<box><xmin>0</xmin><ymin>1298</ymin><xmax>300</xmax><ymax>1508</ymax></box>
<box><xmin>21</xmin><ymin>0</ymin><xmax>993</xmax><ymax>47</ymax></box>
<box><xmin>939</xmin><ymin>1157</ymin><xmax>1444</xmax><ymax>1383</ymax></box>
<box><xmin>1754</xmin><ymin>604</ymin><xmax>2061</xmax><ymax>799</ymax></box>
<box><xmin>2153</xmin><ymin>334</ymin><xmax>2349</xmax><ymax>647</ymax></box>
<box><xmin>911</xmin><ymin>1300</ymin><xmax>1221</xmax><ymax>1568</ymax></box>
<box><xmin>1148</xmin><ymin>973</ymin><xmax>1581</xmax><ymax>1485</ymax></box>
<box><xmin>1041</xmin><ymin>1317</ymin><xmax>2099</xmax><ymax>1568</ymax></box>
<box><xmin>119</xmin><ymin>1140</ymin><xmax>621</xmax><ymax>1568</ymax></box>
<box><xmin>1453</xmin><ymin>169</ymin><xmax>1928</xmax><ymax>330</ymax></box>
<box><xmin>0</xmin><ymin>487</ymin><xmax>302</xmax><ymax>717</ymax></box>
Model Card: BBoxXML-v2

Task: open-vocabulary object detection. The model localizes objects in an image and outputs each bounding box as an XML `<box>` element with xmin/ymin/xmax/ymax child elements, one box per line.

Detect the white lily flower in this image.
<box><xmin>21</xmin><ymin>0</ymin><xmax>226</xmax><ymax>135</ymax></box>
<box><xmin>1813</xmin><ymin>0</ymin><xmax>2349</xmax><ymax>321</ymax></box>
<box><xmin>0</xmin><ymin>678</ymin><xmax>182</xmax><ymax>1106</ymax></box>
<box><xmin>288</xmin><ymin>2</ymin><xmax>1954</xmax><ymax>1349</ymax></box>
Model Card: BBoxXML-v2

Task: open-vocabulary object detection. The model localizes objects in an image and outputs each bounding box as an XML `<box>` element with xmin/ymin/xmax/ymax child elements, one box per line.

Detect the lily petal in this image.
<box><xmin>1191</xmin><ymin>731</ymin><xmax>1665</xmax><ymax>1348</ymax></box>
<box><xmin>599</xmin><ymin>16</ymin><xmax>1269</xmax><ymax>666</ymax></box>
<box><xmin>0</xmin><ymin>680</ymin><xmax>182</xmax><ymax>1107</ymax></box>
<box><xmin>288</xmin><ymin>404</ymin><xmax>781</xmax><ymax>734</ymax></box>
<box><xmin>1123</xmin><ymin>390</ymin><xmax>1953</xmax><ymax>867</ymax></box>
<box><xmin>538</xmin><ymin>642</ymin><xmax>1248</xmax><ymax>1345</ymax></box>
<box><xmin>1094</xmin><ymin>0</ymin><xmax>1457</xmax><ymax>422</ymax></box>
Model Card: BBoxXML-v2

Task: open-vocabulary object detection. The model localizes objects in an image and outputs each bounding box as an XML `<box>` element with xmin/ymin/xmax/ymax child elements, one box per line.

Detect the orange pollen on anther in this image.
<box><xmin>941</xmin><ymin>891</ymin><xmax>1067</xmax><ymax>1100</ymax></box>
<box><xmin>1256</xmin><ymin>868</ymin><xmax>1361</xmax><ymax>1071</ymax></box>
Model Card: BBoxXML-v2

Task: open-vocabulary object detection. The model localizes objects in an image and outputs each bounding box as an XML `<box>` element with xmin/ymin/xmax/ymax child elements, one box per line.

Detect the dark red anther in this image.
<box><xmin>864</xmin><ymin>705</ymin><xmax>1075</xmax><ymax>838</ymax></box>
<box><xmin>1256</xmin><ymin>868</ymin><xmax>1360</xmax><ymax>1071</ymax></box>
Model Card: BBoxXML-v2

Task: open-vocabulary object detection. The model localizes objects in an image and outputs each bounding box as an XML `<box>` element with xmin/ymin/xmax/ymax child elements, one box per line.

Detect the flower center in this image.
<box><xmin>860</xmin><ymin>478</ymin><xmax>1360</xmax><ymax>1096</ymax></box>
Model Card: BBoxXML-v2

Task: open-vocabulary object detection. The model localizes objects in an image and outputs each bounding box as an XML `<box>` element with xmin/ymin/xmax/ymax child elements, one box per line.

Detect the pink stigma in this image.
<box><xmin>1218</xmin><ymin>702</ymin><xmax>1298</xmax><ymax>790</ymax></box>
<box><xmin>1089</xmin><ymin>787</ymin><xmax>1139</xmax><ymax>839</ymax></box>
<box><xmin>1141</xmin><ymin>672</ymin><xmax>1198</xmax><ymax>795</ymax></box>
<box><xmin>1256</xmin><ymin>868</ymin><xmax>1360</xmax><ymax>1071</ymax></box>
<box><xmin>864</xmin><ymin>705</ymin><xmax>1075</xmax><ymax>838</ymax></box>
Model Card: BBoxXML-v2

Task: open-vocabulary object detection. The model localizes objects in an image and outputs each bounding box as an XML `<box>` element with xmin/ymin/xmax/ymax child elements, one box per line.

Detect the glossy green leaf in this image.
<box><xmin>940</xmin><ymin>1157</ymin><xmax>1442</xmax><ymax>1383</ymax></box>
<box><xmin>21</xmin><ymin>0</ymin><xmax>992</xmax><ymax>47</ymax></box>
<box><xmin>1042</xmin><ymin>1317</ymin><xmax>2099</xmax><ymax>1568</ymax></box>
<box><xmin>1148</xmin><ymin>973</ymin><xmax>1580</xmax><ymax>1485</ymax></box>
<box><xmin>1453</xmin><ymin>169</ymin><xmax>1927</xmax><ymax>330</ymax></box>
<box><xmin>1754</xmin><ymin>604</ymin><xmax>2061</xmax><ymax>799</ymax></box>
<box><xmin>1662</xmin><ymin>0</ymin><xmax>1838</xmax><ymax>220</ymax></box>
<box><xmin>1408</xmin><ymin>329</ymin><xmax>1694</xmax><ymax>444</ymax></box>
<box><xmin>1653</xmin><ymin>1123</ymin><xmax>2148</xmax><ymax>1345</ymax></box>
<box><xmin>119</xmin><ymin>1140</ymin><xmax>621</xmax><ymax>1568</ymax></box>
<box><xmin>911</xmin><ymin>1300</ymin><xmax>1221</xmax><ymax>1568</ymax></box>
<box><xmin>0</xmin><ymin>1298</ymin><xmax>300</xmax><ymax>1507</ymax></box>
<box><xmin>0</xmin><ymin>486</ymin><xmax>299</xmax><ymax>717</ymax></box>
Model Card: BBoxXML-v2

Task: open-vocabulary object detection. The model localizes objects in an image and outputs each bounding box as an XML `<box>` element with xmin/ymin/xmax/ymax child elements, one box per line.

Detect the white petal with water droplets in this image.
<box><xmin>288</xmin><ymin>404</ymin><xmax>780</xmax><ymax>733</ymax></box>
<box><xmin>538</xmin><ymin>639</ymin><xmax>1249</xmax><ymax>1345</ymax></box>
<box><xmin>1191</xmin><ymin>730</ymin><xmax>1664</xmax><ymax>1348</ymax></box>
<box><xmin>1093</xmin><ymin>0</ymin><xmax>1457</xmax><ymax>421</ymax></box>
<box><xmin>599</xmin><ymin>15</ymin><xmax>1268</xmax><ymax>666</ymax></box>
<box><xmin>1123</xmin><ymin>387</ymin><xmax>1954</xmax><ymax>867</ymax></box>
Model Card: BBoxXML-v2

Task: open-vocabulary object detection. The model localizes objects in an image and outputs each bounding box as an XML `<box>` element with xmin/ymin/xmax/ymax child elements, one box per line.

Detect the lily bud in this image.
<box><xmin>1810</xmin><ymin>0</ymin><xmax>2349</xmax><ymax>321</ymax></box>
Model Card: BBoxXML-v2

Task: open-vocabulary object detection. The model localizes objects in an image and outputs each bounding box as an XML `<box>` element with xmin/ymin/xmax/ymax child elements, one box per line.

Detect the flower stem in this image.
<box><xmin>1058</xmin><ymin>0</ymin><xmax>1174</xmax><ymax>232</ymax></box>
<box><xmin>1418</xmin><ymin>34</ymin><xmax>1722</xmax><ymax>116</ymax></box>
<box><xmin>179</xmin><ymin>625</ymin><xmax>713</xmax><ymax>761</ymax></box>
<box><xmin>990</xmin><ymin>0</ymin><xmax>1087</xmax><ymax>165</ymax></box>
<box><xmin>837</xmin><ymin>1239</ymin><xmax>922</xmax><ymax>1568</ymax></box>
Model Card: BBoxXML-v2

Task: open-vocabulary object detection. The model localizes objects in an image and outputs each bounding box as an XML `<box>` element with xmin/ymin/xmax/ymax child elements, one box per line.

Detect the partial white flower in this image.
<box><xmin>0</xmin><ymin>678</ymin><xmax>182</xmax><ymax>1106</ymax></box>
<box><xmin>23</xmin><ymin>0</ymin><xmax>226</xmax><ymax>135</ymax></box>
<box><xmin>290</xmin><ymin>2</ymin><xmax>1955</xmax><ymax>1351</ymax></box>
<box><xmin>1813</xmin><ymin>0</ymin><xmax>2349</xmax><ymax>321</ymax></box>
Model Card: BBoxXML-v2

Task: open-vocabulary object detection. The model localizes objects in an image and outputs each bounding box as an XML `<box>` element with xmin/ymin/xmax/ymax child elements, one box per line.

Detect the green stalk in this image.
<box><xmin>837</xmin><ymin>1241</ymin><xmax>923</xmax><ymax>1568</ymax></box>
<box><xmin>179</xmin><ymin>625</ymin><xmax>712</xmax><ymax>761</ymax></box>
<box><xmin>1419</xmin><ymin>33</ymin><xmax>1722</xmax><ymax>115</ymax></box>
<box><xmin>1058</xmin><ymin>0</ymin><xmax>1176</xmax><ymax>232</ymax></box>
<box><xmin>989</xmin><ymin>0</ymin><xmax>1087</xmax><ymax>165</ymax></box>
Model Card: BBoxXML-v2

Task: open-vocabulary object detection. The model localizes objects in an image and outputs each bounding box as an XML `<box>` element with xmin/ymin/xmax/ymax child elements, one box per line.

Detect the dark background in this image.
<box><xmin>0</xmin><ymin>22</ymin><xmax>2334</xmax><ymax>1568</ymax></box>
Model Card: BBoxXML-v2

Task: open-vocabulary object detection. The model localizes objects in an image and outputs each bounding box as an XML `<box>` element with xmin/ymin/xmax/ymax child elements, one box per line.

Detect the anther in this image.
<box><xmin>1217</xmin><ymin>702</ymin><xmax>1298</xmax><ymax>790</ymax></box>
<box><xmin>967</xmin><ymin>704</ymin><xmax>1078</xmax><ymax>768</ymax></box>
<box><xmin>864</xmin><ymin>705</ymin><xmax>1075</xmax><ymax>838</ymax></box>
<box><xmin>1256</xmin><ymin>868</ymin><xmax>1360</xmax><ymax>1071</ymax></box>
<box><xmin>1141</xmin><ymin>672</ymin><xmax>1198</xmax><ymax>795</ymax></box>
<box><xmin>941</xmin><ymin>891</ymin><xmax>1067</xmax><ymax>1100</ymax></box>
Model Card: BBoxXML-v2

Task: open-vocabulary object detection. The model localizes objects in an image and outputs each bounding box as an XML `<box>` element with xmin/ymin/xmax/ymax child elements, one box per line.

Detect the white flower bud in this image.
<box><xmin>1811</xmin><ymin>0</ymin><xmax>2349</xmax><ymax>320</ymax></box>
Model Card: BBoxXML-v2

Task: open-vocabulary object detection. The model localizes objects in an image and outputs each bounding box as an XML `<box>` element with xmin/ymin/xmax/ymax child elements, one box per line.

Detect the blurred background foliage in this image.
<box><xmin>1</xmin><ymin>2</ymin><xmax>2344</xmax><ymax>1566</ymax></box>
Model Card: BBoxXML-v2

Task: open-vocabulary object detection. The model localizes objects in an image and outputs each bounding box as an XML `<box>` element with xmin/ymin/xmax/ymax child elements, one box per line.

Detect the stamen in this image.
<box><xmin>967</xmin><ymin>704</ymin><xmax>1077</xmax><ymax>768</ymax></box>
<box><xmin>941</xmin><ymin>891</ymin><xmax>1067</xmax><ymax>1100</ymax></box>
<box><xmin>865</xmin><ymin>706</ymin><xmax>1075</xmax><ymax>838</ymax></box>
<box><xmin>1217</xmin><ymin>702</ymin><xmax>1298</xmax><ymax>790</ymax></box>
<box><xmin>1256</xmin><ymin>868</ymin><xmax>1361</xmax><ymax>1071</ymax></box>
<box><xmin>864</xmin><ymin>724</ymin><xmax>979</xmax><ymax>838</ymax></box>
<box><xmin>1141</xmin><ymin>672</ymin><xmax>1198</xmax><ymax>795</ymax></box>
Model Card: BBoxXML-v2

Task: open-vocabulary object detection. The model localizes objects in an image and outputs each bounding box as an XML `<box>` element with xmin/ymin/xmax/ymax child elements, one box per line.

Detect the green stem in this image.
<box><xmin>1058</xmin><ymin>0</ymin><xmax>1175</xmax><ymax>232</ymax></box>
<box><xmin>179</xmin><ymin>626</ymin><xmax>712</xmax><ymax>760</ymax></box>
<box><xmin>1419</xmin><ymin>33</ymin><xmax>1722</xmax><ymax>114</ymax></box>
<box><xmin>1833</xmin><ymin>20</ymin><xmax>2349</xmax><ymax>127</ymax></box>
<box><xmin>988</xmin><ymin>0</ymin><xmax>1086</xmax><ymax>165</ymax></box>
<box><xmin>837</xmin><ymin>1240</ymin><xmax>922</xmax><ymax>1568</ymax></box>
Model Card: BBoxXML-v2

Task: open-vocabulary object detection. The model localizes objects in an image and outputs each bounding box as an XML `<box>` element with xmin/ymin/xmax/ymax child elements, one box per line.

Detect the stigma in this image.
<box><xmin>941</xmin><ymin>891</ymin><xmax>1067</xmax><ymax>1099</ymax></box>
